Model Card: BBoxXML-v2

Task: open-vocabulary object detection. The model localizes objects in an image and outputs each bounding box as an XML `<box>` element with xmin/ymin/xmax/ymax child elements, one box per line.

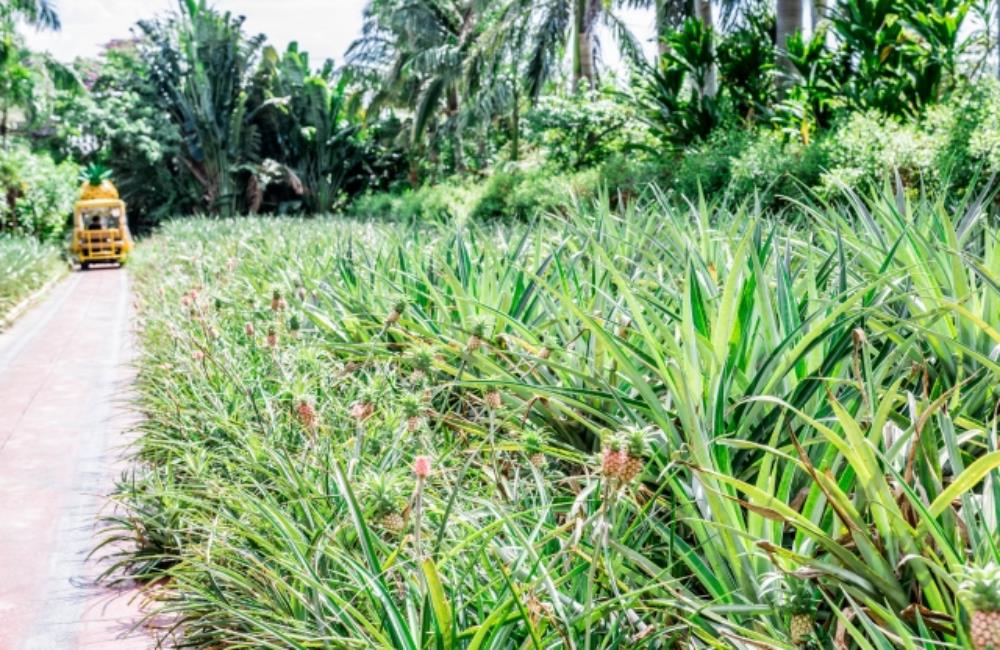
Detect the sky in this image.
<box><xmin>24</xmin><ymin>0</ymin><xmax>655</xmax><ymax>68</ymax></box>
<box><xmin>25</xmin><ymin>0</ymin><xmax>370</xmax><ymax>64</ymax></box>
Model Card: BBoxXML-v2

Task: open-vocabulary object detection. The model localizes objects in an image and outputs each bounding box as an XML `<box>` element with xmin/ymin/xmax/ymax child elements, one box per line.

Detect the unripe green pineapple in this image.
<box><xmin>361</xmin><ymin>472</ymin><xmax>406</xmax><ymax>534</ymax></box>
<box><xmin>961</xmin><ymin>563</ymin><xmax>1000</xmax><ymax>650</ymax></box>
<box><xmin>521</xmin><ymin>426</ymin><xmax>547</xmax><ymax>468</ymax></box>
<box><xmin>400</xmin><ymin>393</ymin><xmax>425</xmax><ymax>431</ymax></box>
<box><xmin>789</xmin><ymin>614</ymin><xmax>813</xmax><ymax>646</ymax></box>
<box><xmin>761</xmin><ymin>571</ymin><xmax>820</xmax><ymax>648</ymax></box>
<box><xmin>467</xmin><ymin>317</ymin><xmax>488</xmax><ymax>351</ymax></box>
<box><xmin>386</xmin><ymin>299</ymin><xmax>407</xmax><ymax>324</ymax></box>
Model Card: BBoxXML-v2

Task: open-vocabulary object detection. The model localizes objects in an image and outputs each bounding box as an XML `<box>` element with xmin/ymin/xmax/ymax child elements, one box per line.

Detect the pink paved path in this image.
<box><xmin>0</xmin><ymin>269</ymin><xmax>153</xmax><ymax>650</ymax></box>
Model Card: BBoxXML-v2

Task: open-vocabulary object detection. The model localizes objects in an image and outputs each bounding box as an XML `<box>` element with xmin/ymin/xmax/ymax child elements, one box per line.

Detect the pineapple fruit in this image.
<box><xmin>600</xmin><ymin>428</ymin><xmax>648</xmax><ymax>484</ymax></box>
<box><xmin>789</xmin><ymin>613</ymin><xmax>813</xmax><ymax>646</ymax></box>
<box><xmin>362</xmin><ymin>472</ymin><xmax>406</xmax><ymax>535</ymax></box>
<box><xmin>761</xmin><ymin>571</ymin><xmax>820</xmax><ymax>648</ymax></box>
<box><xmin>521</xmin><ymin>426</ymin><xmax>547</xmax><ymax>468</ymax></box>
<box><xmin>961</xmin><ymin>563</ymin><xmax>1000</xmax><ymax>650</ymax></box>
<box><xmin>79</xmin><ymin>164</ymin><xmax>119</xmax><ymax>200</ymax></box>
<box><xmin>620</xmin><ymin>428</ymin><xmax>648</xmax><ymax>483</ymax></box>
<box><xmin>399</xmin><ymin>393</ymin><xmax>425</xmax><ymax>432</ymax></box>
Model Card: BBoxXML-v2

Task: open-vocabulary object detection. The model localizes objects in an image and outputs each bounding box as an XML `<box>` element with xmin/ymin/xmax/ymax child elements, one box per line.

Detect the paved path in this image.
<box><xmin>0</xmin><ymin>268</ymin><xmax>152</xmax><ymax>650</ymax></box>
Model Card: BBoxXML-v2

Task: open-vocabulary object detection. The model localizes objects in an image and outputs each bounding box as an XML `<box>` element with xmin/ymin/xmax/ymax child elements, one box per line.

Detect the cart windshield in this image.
<box><xmin>80</xmin><ymin>208</ymin><xmax>121</xmax><ymax>230</ymax></box>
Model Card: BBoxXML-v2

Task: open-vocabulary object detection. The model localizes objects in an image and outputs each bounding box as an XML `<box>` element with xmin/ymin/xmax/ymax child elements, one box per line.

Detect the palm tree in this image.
<box><xmin>138</xmin><ymin>1</ymin><xmax>267</xmax><ymax>215</ymax></box>
<box><xmin>3</xmin><ymin>0</ymin><xmax>60</xmax><ymax>31</ymax></box>
<box><xmin>0</xmin><ymin>0</ymin><xmax>68</xmax><ymax>147</ymax></box>
<box><xmin>524</xmin><ymin>0</ymin><xmax>642</xmax><ymax>95</ymax></box>
<box><xmin>349</xmin><ymin>0</ymin><xmax>486</xmax><ymax>174</ymax></box>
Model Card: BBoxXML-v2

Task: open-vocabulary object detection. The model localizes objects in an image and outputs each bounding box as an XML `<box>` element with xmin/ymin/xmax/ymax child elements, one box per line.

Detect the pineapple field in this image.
<box><xmin>102</xmin><ymin>188</ymin><xmax>1000</xmax><ymax>648</ymax></box>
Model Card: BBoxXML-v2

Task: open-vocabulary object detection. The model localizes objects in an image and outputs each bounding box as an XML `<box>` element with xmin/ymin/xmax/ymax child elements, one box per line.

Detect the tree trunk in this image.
<box><xmin>572</xmin><ymin>0</ymin><xmax>600</xmax><ymax>92</ymax></box>
<box><xmin>996</xmin><ymin>0</ymin><xmax>1000</xmax><ymax>80</ymax></box>
<box><xmin>510</xmin><ymin>86</ymin><xmax>521</xmax><ymax>162</ymax></box>
<box><xmin>656</xmin><ymin>1</ymin><xmax>670</xmax><ymax>56</ymax></box>
<box><xmin>811</xmin><ymin>0</ymin><xmax>826</xmax><ymax>33</ymax></box>
<box><xmin>446</xmin><ymin>87</ymin><xmax>466</xmax><ymax>173</ymax></box>
<box><xmin>776</xmin><ymin>0</ymin><xmax>803</xmax><ymax>77</ymax></box>
<box><xmin>696</xmin><ymin>0</ymin><xmax>716</xmax><ymax>97</ymax></box>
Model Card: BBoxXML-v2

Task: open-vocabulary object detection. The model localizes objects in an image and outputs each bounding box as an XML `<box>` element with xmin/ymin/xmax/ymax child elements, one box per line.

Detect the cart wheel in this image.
<box><xmin>80</xmin><ymin>261</ymin><xmax>90</xmax><ymax>271</ymax></box>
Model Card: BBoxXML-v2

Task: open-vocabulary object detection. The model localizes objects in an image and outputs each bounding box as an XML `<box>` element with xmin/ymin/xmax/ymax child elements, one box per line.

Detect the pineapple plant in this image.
<box><xmin>619</xmin><ymin>427</ymin><xmax>648</xmax><ymax>484</ymax></box>
<box><xmin>361</xmin><ymin>472</ymin><xmax>407</xmax><ymax>534</ymax></box>
<box><xmin>961</xmin><ymin>563</ymin><xmax>1000</xmax><ymax>650</ymax></box>
<box><xmin>601</xmin><ymin>434</ymin><xmax>626</xmax><ymax>480</ymax></box>
<box><xmin>466</xmin><ymin>317</ymin><xmax>487</xmax><ymax>352</ymax></box>
<box><xmin>385</xmin><ymin>299</ymin><xmax>407</xmax><ymax>325</ymax></box>
<box><xmin>78</xmin><ymin>164</ymin><xmax>119</xmax><ymax>200</ymax></box>
<box><xmin>761</xmin><ymin>571</ymin><xmax>821</xmax><ymax>647</ymax></box>
<box><xmin>521</xmin><ymin>426</ymin><xmax>547</xmax><ymax>468</ymax></box>
<box><xmin>399</xmin><ymin>392</ymin><xmax>425</xmax><ymax>432</ymax></box>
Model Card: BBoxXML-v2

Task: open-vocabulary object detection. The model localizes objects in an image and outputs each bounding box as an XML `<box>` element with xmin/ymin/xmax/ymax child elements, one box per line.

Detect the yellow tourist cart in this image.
<box><xmin>70</xmin><ymin>166</ymin><xmax>133</xmax><ymax>268</ymax></box>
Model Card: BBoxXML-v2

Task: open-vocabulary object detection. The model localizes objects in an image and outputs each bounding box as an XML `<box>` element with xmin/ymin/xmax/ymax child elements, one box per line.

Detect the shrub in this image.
<box><xmin>349</xmin><ymin>181</ymin><xmax>479</xmax><ymax>222</ymax></box>
<box><xmin>819</xmin><ymin>109</ymin><xmax>950</xmax><ymax>194</ymax></box>
<box><xmin>729</xmin><ymin>130</ymin><xmax>828</xmax><ymax>206</ymax></box>
<box><xmin>524</xmin><ymin>92</ymin><xmax>642</xmax><ymax>170</ymax></box>
<box><xmin>669</xmin><ymin>125</ymin><xmax>748</xmax><ymax>199</ymax></box>
<box><xmin>469</xmin><ymin>167</ymin><xmax>602</xmax><ymax>221</ymax></box>
<box><xmin>0</xmin><ymin>147</ymin><xmax>79</xmax><ymax>242</ymax></box>
<box><xmin>965</xmin><ymin>80</ymin><xmax>1000</xmax><ymax>180</ymax></box>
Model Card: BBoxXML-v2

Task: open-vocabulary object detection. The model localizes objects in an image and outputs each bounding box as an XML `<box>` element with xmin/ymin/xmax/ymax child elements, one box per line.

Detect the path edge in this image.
<box><xmin>0</xmin><ymin>268</ymin><xmax>70</xmax><ymax>332</ymax></box>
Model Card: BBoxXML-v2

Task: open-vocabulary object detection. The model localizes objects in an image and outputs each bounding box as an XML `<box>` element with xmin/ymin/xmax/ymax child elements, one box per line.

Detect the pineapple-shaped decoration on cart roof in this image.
<box><xmin>961</xmin><ymin>563</ymin><xmax>1000</xmax><ymax>650</ymax></box>
<box><xmin>79</xmin><ymin>164</ymin><xmax>119</xmax><ymax>201</ymax></box>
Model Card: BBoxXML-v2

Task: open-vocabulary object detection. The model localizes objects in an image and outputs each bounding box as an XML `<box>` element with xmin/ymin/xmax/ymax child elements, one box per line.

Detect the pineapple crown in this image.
<box><xmin>361</xmin><ymin>471</ymin><xmax>406</xmax><ymax>514</ymax></box>
<box><xmin>289</xmin><ymin>314</ymin><xmax>301</xmax><ymax>332</ymax></box>
<box><xmin>357</xmin><ymin>375</ymin><xmax>388</xmax><ymax>404</ymax></box>
<box><xmin>624</xmin><ymin>427</ymin><xmax>648</xmax><ymax>458</ymax></box>
<box><xmin>392</xmin><ymin>299</ymin><xmax>407</xmax><ymax>315</ymax></box>
<box><xmin>602</xmin><ymin>429</ymin><xmax>623</xmax><ymax>453</ymax></box>
<box><xmin>407</xmin><ymin>344</ymin><xmax>435</xmax><ymax>372</ymax></box>
<box><xmin>80</xmin><ymin>163</ymin><xmax>112</xmax><ymax>185</ymax></box>
<box><xmin>521</xmin><ymin>426</ymin><xmax>547</xmax><ymax>454</ymax></box>
<box><xmin>468</xmin><ymin>317</ymin><xmax>488</xmax><ymax>338</ymax></box>
<box><xmin>272</xmin><ymin>288</ymin><xmax>283</xmax><ymax>300</ymax></box>
<box><xmin>959</xmin><ymin>563</ymin><xmax>1000</xmax><ymax>612</ymax></box>
<box><xmin>760</xmin><ymin>571</ymin><xmax>821</xmax><ymax>616</ymax></box>
<box><xmin>399</xmin><ymin>393</ymin><xmax>424</xmax><ymax>418</ymax></box>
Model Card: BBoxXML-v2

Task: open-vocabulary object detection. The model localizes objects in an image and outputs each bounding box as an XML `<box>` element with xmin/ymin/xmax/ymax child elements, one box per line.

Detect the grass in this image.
<box><xmin>104</xmin><ymin>185</ymin><xmax>1000</xmax><ymax>648</ymax></box>
<box><xmin>0</xmin><ymin>235</ymin><xmax>65</xmax><ymax>324</ymax></box>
